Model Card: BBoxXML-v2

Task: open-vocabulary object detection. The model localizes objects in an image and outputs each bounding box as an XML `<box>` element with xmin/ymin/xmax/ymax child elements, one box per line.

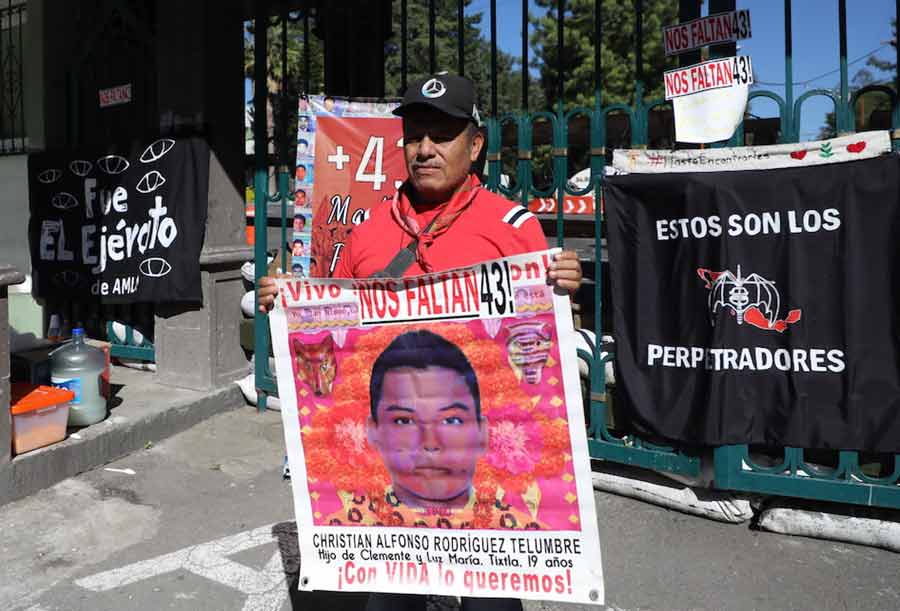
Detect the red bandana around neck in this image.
<box><xmin>390</xmin><ymin>174</ymin><xmax>481</xmax><ymax>273</ymax></box>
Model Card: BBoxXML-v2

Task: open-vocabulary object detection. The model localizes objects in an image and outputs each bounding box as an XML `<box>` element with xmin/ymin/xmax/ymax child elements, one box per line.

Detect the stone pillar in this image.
<box><xmin>0</xmin><ymin>265</ymin><xmax>25</xmax><ymax>465</ymax></box>
<box><xmin>153</xmin><ymin>151</ymin><xmax>254</xmax><ymax>391</ymax></box>
<box><xmin>150</xmin><ymin>2</ymin><xmax>253</xmax><ymax>391</ymax></box>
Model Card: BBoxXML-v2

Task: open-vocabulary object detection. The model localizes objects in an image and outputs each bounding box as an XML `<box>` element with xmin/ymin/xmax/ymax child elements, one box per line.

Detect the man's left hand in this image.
<box><xmin>548</xmin><ymin>250</ymin><xmax>582</xmax><ymax>296</ymax></box>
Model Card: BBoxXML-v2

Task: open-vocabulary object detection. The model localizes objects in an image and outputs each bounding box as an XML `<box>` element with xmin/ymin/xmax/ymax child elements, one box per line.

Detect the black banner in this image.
<box><xmin>28</xmin><ymin>138</ymin><xmax>209</xmax><ymax>303</ymax></box>
<box><xmin>605</xmin><ymin>155</ymin><xmax>900</xmax><ymax>452</ymax></box>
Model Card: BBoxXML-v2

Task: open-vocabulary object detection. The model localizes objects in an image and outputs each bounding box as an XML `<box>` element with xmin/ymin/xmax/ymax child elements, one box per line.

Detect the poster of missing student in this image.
<box><xmin>269</xmin><ymin>250</ymin><xmax>604</xmax><ymax>604</ymax></box>
<box><xmin>295</xmin><ymin>96</ymin><xmax>405</xmax><ymax>278</ymax></box>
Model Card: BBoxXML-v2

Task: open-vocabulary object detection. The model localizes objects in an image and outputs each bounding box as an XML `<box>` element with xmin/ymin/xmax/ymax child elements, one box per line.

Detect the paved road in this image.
<box><xmin>1</xmin><ymin>406</ymin><xmax>898</xmax><ymax>611</ymax></box>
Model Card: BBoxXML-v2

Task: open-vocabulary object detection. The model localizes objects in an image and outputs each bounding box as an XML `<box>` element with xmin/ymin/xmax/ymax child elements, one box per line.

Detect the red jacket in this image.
<box><xmin>334</xmin><ymin>180</ymin><xmax>547</xmax><ymax>279</ymax></box>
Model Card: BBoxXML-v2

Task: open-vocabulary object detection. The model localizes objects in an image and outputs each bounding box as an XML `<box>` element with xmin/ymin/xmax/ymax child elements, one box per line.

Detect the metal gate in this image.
<box><xmin>250</xmin><ymin>0</ymin><xmax>900</xmax><ymax>508</ymax></box>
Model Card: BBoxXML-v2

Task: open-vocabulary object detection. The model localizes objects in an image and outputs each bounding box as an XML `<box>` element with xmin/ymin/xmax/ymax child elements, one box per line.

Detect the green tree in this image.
<box><xmin>382</xmin><ymin>0</ymin><xmax>537</xmax><ymax>113</ymax></box>
<box><xmin>866</xmin><ymin>18</ymin><xmax>897</xmax><ymax>75</ymax></box>
<box><xmin>817</xmin><ymin>19</ymin><xmax>896</xmax><ymax>140</ymax></box>
<box><xmin>244</xmin><ymin>12</ymin><xmax>325</xmax><ymax>163</ymax></box>
<box><xmin>530</xmin><ymin>0</ymin><xmax>678</xmax><ymax>109</ymax></box>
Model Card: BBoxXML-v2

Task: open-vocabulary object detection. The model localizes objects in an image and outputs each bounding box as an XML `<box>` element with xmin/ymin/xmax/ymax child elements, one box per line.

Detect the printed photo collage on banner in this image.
<box><xmin>296</xmin><ymin>95</ymin><xmax>404</xmax><ymax>278</ymax></box>
<box><xmin>293</xmin><ymin>97</ymin><xmax>317</xmax><ymax>278</ymax></box>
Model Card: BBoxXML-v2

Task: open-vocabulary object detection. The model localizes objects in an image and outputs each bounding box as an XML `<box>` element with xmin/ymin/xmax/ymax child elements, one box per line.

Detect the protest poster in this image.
<box><xmin>270</xmin><ymin>249</ymin><xmax>604</xmax><ymax>604</ymax></box>
<box><xmin>612</xmin><ymin>131</ymin><xmax>892</xmax><ymax>174</ymax></box>
<box><xmin>604</xmin><ymin>153</ymin><xmax>900</xmax><ymax>452</ymax></box>
<box><xmin>663</xmin><ymin>56</ymin><xmax>752</xmax><ymax>143</ymax></box>
<box><xmin>296</xmin><ymin>96</ymin><xmax>405</xmax><ymax>277</ymax></box>
<box><xmin>664</xmin><ymin>56</ymin><xmax>752</xmax><ymax>100</ymax></box>
<box><xmin>663</xmin><ymin>9</ymin><xmax>752</xmax><ymax>57</ymax></box>
<box><xmin>27</xmin><ymin>138</ymin><xmax>209</xmax><ymax>303</ymax></box>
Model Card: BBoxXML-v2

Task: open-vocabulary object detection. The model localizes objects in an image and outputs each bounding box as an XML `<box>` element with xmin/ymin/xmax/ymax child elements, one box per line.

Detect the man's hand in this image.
<box><xmin>548</xmin><ymin>250</ymin><xmax>582</xmax><ymax>296</ymax></box>
<box><xmin>257</xmin><ymin>275</ymin><xmax>284</xmax><ymax>313</ymax></box>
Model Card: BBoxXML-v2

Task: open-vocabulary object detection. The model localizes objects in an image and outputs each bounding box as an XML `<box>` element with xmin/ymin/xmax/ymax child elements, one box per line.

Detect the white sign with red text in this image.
<box><xmin>664</xmin><ymin>56</ymin><xmax>753</xmax><ymax>100</ymax></box>
<box><xmin>664</xmin><ymin>10</ymin><xmax>751</xmax><ymax>57</ymax></box>
<box><xmin>98</xmin><ymin>84</ymin><xmax>133</xmax><ymax>108</ymax></box>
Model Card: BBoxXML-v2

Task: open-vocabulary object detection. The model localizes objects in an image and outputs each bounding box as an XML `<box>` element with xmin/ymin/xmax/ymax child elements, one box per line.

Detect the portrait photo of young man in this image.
<box><xmin>366</xmin><ymin>329</ymin><xmax>488</xmax><ymax>511</ymax></box>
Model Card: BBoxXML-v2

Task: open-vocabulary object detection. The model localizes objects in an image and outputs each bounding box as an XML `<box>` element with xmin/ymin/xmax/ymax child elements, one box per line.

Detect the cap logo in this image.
<box><xmin>421</xmin><ymin>78</ymin><xmax>447</xmax><ymax>99</ymax></box>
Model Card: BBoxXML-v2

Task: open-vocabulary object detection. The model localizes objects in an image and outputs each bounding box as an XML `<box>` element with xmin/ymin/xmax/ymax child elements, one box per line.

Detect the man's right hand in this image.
<box><xmin>257</xmin><ymin>275</ymin><xmax>281</xmax><ymax>313</ymax></box>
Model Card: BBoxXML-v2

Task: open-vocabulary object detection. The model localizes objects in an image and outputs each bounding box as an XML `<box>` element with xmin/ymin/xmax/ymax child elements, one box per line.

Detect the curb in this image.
<box><xmin>1</xmin><ymin>367</ymin><xmax>245</xmax><ymax>507</ymax></box>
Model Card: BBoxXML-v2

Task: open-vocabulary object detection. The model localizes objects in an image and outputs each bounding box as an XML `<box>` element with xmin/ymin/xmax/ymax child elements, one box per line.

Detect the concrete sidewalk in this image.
<box><xmin>1</xmin><ymin>364</ymin><xmax>245</xmax><ymax>506</ymax></box>
<box><xmin>2</xmin><ymin>406</ymin><xmax>898</xmax><ymax>611</ymax></box>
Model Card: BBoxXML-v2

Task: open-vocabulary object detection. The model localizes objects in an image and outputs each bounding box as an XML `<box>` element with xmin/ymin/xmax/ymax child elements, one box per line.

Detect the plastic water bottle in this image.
<box><xmin>50</xmin><ymin>328</ymin><xmax>107</xmax><ymax>426</ymax></box>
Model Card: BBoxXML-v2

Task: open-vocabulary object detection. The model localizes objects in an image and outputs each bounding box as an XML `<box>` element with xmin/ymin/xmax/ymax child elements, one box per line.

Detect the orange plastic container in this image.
<box><xmin>10</xmin><ymin>384</ymin><xmax>75</xmax><ymax>455</ymax></box>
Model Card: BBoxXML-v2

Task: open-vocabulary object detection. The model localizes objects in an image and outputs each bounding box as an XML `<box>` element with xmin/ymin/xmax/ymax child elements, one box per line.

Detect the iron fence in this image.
<box><xmin>251</xmin><ymin>0</ymin><xmax>900</xmax><ymax>508</ymax></box>
<box><xmin>0</xmin><ymin>0</ymin><xmax>25</xmax><ymax>154</ymax></box>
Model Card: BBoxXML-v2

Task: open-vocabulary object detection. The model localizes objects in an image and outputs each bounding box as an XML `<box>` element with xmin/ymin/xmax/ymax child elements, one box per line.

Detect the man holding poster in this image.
<box><xmin>259</xmin><ymin>74</ymin><xmax>597</xmax><ymax>609</ymax></box>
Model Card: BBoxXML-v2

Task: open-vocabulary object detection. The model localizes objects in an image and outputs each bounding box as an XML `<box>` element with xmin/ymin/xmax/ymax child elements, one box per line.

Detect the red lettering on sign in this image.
<box><xmin>463</xmin><ymin>271</ymin><xmax>479</xmax><ymax>312</ymax></box>
<box><xmin>416</xmin><ymin>278</ymin><xmax>432</xmax><ymax>316</ymax></box>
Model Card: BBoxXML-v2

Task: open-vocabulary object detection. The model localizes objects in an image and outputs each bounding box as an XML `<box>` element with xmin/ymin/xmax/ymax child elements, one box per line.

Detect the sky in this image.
<box><xmin>247</xmin><ymin>1</ymin><xmax>898</xmax><ymax>143</ymax></box>
<box><xmin>465</xmin><ymin>0</ymin><xmax>897</xmax><ymax>140</ymax></box>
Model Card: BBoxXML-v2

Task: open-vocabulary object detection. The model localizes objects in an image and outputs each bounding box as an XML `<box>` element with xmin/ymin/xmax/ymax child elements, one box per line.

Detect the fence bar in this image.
<box><xmin>252</xmin><ymin>1</ymin><xmax>270</xmax><ymax>412</ymax></box>
<box><xmin>303</xmin><ymin>8</ymin><xmax>310</xmax><ymax>93</ymax></box>
<box><xmin>556</xmin><ymin>0</ymin><xmax>564</xmax><ymax>105</ymax></box>
<box><xmin>555</xmin><ymin>0</ymin><xmax>565</xmax><ymax>244</ymax></box>
<box><xmin>784</xmin><ymin>0</ymin><xmax>793</xmax><ymax>141</ymax></box>
<box><xmin>594</xmin><ymin>0</ymin><xmax>601</xmax><ymax>106</ymax></box>
<box><xmin>17</xmin><ymin>4</ymin><xmax>23</xmax><ymax>151</ymax></box>
<box><xmin>401</xmin><ymin>0</ymin><xmax>408</xmax><ymax>93</ymax></box>
<box><xmin>635</xmin><ymin>0</ymin><xmax>643</xmax><ymax>88</ymax></box>
<box><xmin>458</xmin><ymin>0</ymin><xmax>465</xmax><ymax>76</ymax></box>
<box><xmin>490</xmin><ymin>0</ymin><xmax>498</xmax><ymax>116</ymax></box>
<box><xmin>429</xmin><ymin>0</ymin><xmax>436</xmax><ymax>74</ymax></box>
<box><xmin>838</xmin><ymin>0</ymin><xmax>848</xmax><ymax>133</ymax></box>
<box><xmin>678</xmin><ymin>0</ymin><xmax>701</xmax><ymax>68</ymax></box>
<box><xmin>591</xmin><ymin>0</ymin><xmax>606</xmax><ymax>438</ymax></box>
<box><xmin>280</xmin><ymin>8</ymin><xmax>288</xmax><ymax>164</ymax></box>
<box><xmin>4</xmin><ymin>0</ymin><xmax>10</xmax><ymax>154</ymax></box>
<box><xmin>279</xmin><ymin>7</ymin><xmax>289</xmax><ymax>279</ymax></box>
<box><xmin>522</xmin><ymin>0</ymin><xmax>528</xmax><ymax>110</ymax></box>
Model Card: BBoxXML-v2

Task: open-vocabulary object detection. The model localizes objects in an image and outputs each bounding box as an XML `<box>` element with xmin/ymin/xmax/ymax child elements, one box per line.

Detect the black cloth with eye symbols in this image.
<box><xmin>28</xmin><ymin>137</ymin><xmax>209</xmax><ymax>303</ymax></box>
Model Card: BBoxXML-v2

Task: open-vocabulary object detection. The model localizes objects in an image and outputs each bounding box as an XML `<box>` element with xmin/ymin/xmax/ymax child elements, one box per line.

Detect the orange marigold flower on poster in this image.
<box><xmin>301</xmin><ymin>320</ymin><xmax>573</xmax><ymax>502</ymax></box>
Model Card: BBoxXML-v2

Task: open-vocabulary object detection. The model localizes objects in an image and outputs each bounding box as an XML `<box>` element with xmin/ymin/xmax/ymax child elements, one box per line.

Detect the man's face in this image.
<box><xmin>299</xmin><ymin>117</ymin><xmax>309</xmax><ymax>130</ymax></box>
<box><xmin>368</xmin><ymin>366</ymin><xmax>487</xmax><ymax>508</ymax></box>
<box><xmin>402</xmin><ymin>108</ymin><xmax>484</xmax><ymax>204</ymax></box>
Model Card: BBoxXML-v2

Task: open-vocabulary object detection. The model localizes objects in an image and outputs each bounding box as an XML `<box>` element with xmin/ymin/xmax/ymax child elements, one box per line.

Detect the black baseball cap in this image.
<box><xmin>393</xmin><ymin>72</ymin><xmax>482</xmax><ymax>127</ymax></box>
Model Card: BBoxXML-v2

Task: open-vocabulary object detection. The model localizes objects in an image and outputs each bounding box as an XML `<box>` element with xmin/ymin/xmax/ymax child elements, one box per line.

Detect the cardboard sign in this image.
<box><xmin>664</xmin><ymin>9</ymin><xmax>751</xmax><ymax>57</ymax></box>
<box><xmin>98</xmin><ymin>84</ymin><xmax>133</xmax><ymax>108</ymax></box>
<box><xmin>672</xmin><ymin>84</ymin><xmax>749</xmax><ymax>143</ymax></box>
<box><xmin>270</xmin><ymin>249</ymin><xmax>605</xmax><ymax>604</ymax></box>
<box><xmin>664</xmin><ymin>56</ymin><xmax>753</xmax><ymax>100</ymax></box>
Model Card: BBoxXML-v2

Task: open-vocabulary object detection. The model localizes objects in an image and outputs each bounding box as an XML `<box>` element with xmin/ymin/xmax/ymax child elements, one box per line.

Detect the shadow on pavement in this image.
<box><xmin>273</xmin><ymin>521</ymin><xmax>370</xmax><ymax>610</ymax></box>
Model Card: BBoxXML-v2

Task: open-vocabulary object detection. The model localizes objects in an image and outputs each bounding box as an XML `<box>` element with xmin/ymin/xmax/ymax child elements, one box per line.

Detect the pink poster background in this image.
<box><xmin>287</xmin><ymin>315</ymin><xmax>581</xmax><ymax>531</ymax></box>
